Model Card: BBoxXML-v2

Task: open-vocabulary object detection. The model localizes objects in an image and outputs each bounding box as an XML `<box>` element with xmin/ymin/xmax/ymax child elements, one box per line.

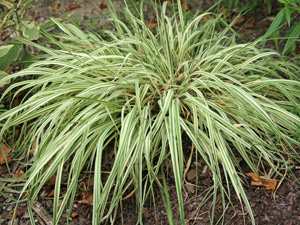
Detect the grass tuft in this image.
<box><xmin>1</xmin><ymin>1</ymin><xmax>300</xmax><ymax>224</ymax></box>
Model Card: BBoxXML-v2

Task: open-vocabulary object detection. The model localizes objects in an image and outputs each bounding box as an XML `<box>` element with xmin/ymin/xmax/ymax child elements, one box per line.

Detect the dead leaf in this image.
<box><xmin>121</xmin><ymin>188</ymin><xmax>136</xmax><ymax>200</ymax></box>
<box><xmin>145</xmin><ymin>22</ymin><xmax>158</xmax><ymax>29</ymax></box>
<box><xmin>14</xmin><ymin>129</ymin><xmax>20</xmax><ymax>137</ymax></box>
<box><xmin>218</xmin><ymin>8</ymin><xmax>227</xmax><ymax>14</ymax></box>
<box><xmin>52</xmin><ymin>2</ymin><xmax>59</xmax><ymax>11</ymax></box>
<box><xmin>8</xmin><ymin>208</ymin><xmax>25</xmax><ymax>220</ymax></box>
<box><xmin>13</xmin><ymin>169</ymin><xmax>24</xmax><ymax>178</ymax></box>
<box><xmin>246</xmin><ymin>173</ymin><xmax>260</xmax><ymax>182</ymax></box>
<box><xmin>32</xmin><ymin>11</ymin><xmax>39</xmax><ymax>20</ymax></box>
<box><xmin>246</xmin><ymin>173</ymin><xmax>277</xmax><ymax>192</ymax></box>
<box><xmin>264</xmin><ymin>214</ymin><xmax>270</xmax><ymax>221</ymax></box>
<box><xmin>45</xmin><ymin>174</ymin><xmax>56</xmax><ymax>186</ymax></box>
<box><xmin>30</xmin><ymin>139</ymin><xmax>37</xmax><ymax>155</ymax></box>
<box><xmin>201</xmin><ymin>14</ymin><xmax>212</xmax><ymax>22</ymax></box>
<box><xmin>0</xmin><ymin>143</ymin><xmax>11</xmax><ymax>164</ymax></box>
<box><xmin>66</xmin><ymin>4</ymin><xmax>80</xmax><ymax>11</ymax></box>
<box><xmin>48</xmin><ymin>189</ymin><xmax>55</xmax><ymax>197</ymax></box>
<box><xmin>13</xmin><ymin>99</ymin><xmax>19</xmax><ymax>108</ymax></box>
<box><xmin>6</xmin><ymin>66</ymin><xmax>13</xmax><ymax>74</ymax></box>
<box><xmin>99</xmin><ymin>1</ymin><xmax>107</xmax><ymax>9</ymax></box>
<box><xmin>71</xmin><ymin>212</ymin><xmax>78</xmax><ymax>218</ymax></box>
<box><xmin>181</xmin><ymin>3</ymin><xmax>189</xmax><ymax>11</ymax></box>
<box><xmin>233</xmin><ymin>15</ymin><xmax>246</xmax><ymax>25</ymax></box>
<box><xmin>244</xmin><ymin>18</ymin><xmax>255</xmax><ymax>28</ymax></box>
<box><xmin>78</xmin><ymin>193</ymin><xmax>93</xmax><ymax>205</ymax></box>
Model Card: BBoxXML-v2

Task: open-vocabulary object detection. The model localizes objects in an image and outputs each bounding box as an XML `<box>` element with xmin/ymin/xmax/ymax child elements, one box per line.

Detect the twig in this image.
<box><xmin>32</xmin><ymin>201</ymin><xmax>53</xmax><ymax>225</ymax></box>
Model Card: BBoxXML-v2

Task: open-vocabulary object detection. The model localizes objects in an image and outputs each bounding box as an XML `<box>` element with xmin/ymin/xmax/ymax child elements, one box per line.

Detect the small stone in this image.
<box><xmin>187</xmin><ymin>169</ymin><xmax>197</xmax><ymax>181</ymax></box>
<box><xmin>6</xmin><ymin>204</ymin><xmax>14</xmax><ymax>211</ymax></box>
<box><xmin>8</xmin><ymin>218</ymin><xmax>18</xmax><ymax>225</ymax></box>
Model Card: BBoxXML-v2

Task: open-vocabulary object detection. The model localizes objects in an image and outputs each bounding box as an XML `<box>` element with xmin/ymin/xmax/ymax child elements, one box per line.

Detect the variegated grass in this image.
<box><xmin>0</xmin><ymin>0</ymin><xmax>300</xmax><ymax>224</ymax></box>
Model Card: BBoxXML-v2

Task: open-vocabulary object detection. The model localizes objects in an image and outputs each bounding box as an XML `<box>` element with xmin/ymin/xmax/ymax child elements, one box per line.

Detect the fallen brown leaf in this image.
<box><xmin>99</xmin><ymin>1</ymin><xmax>107</xmax><ymax>9</ymax></box>
<box><xmin>66</xmin><ymin>4</ymin><xmax>80</xmax><ymax>11</ymax></box>
<box><xmin>121</xmin><ymin>188</ymin><xmax>136</xmax><ymax>201</ymax></box>
<box><xmin>218</xmin><ymin>8</ymin><xmax>227</xmax><ymax>14</ymax></box>
<box><xmin>246</xmin><ymin>173</ymin><xmax>277</xmax><ymax>192</ymax></box>
<box><xmin>264</xmin><ymin>214</ymin><xmax>270</xmax><ymax>221</ymax></box>
<box><xmin>233</xmin><ymin>15</ymin><xmax>246</xmax><ymax>25</ymax></box>
<box><xmin>13</xmin><ymin>99</ymin><xmax>19</xmax><ymax>108</ymax></box>
<box><xmin>13</xmin><ymin>169</ymin><xmax>24</xmax><ymax>178</ymax></box>
<box><xmin>33</xmin><ymin>12</ymin><xmax>39</xmax><ymax>20</ymax></box>
<box><xmin>14</xmin><ymin>129</ymin><xmax>20</xmax><ymax>137</ymax></box>
<box><xmin>201</xmin><ymin>14</ymin><xmax>212</xmax><ymax>22</ymax></box>
<box><xmin>0</xmin><ymin>143</ymin><xmax>11</xmax><ymax>164</ymax></box>
<box><xmin>71</xmin><ymin>212</ymin><xmax>78</xmax><ymax>218</ymax></box>
<box><xmin>145</xmin><ymin>22</ymin><xmax>158</xmax><ymax>29</ymax></box>
<box><xmin>52</xmin><ymin>2</ymin><xmax>59</xmax><ymax>11</ymax></box>
<box><xmin>48</xmin><ymin>189</ymin><xmax>55</xmax><ymax>197</ymax></box>
<box><xmin>8</xmin><ymin>208</ymin><xmax>25</xmax><ymax>220</ymax></box>
<box><xmin>6</xmin><ymin>66</ymin><xmax>13</xmax><ymax>74</ymax></box>
<box><xmin>244</xmin><ymin>18</ymin><xmax>256</xmax><ymax>28</ymax></box>
<box><xmin>181</xmin><ymin>2</ymin><xmax>189</xmax><ymax>11</ymax></box>
<box><xmin>46</xmin><ymin>174</ymin><xmax>56</xmax><ymax>186</ymax></box>
<box><xmin>78</xmin><ymin>193</ymin><xmax>93</xmax><ymax>205</ymax></box>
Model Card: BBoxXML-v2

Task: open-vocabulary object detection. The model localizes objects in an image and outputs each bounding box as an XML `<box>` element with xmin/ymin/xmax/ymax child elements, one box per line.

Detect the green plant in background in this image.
<box><xmin>220</xmin><ymin>0</ymin><xmax>272</xmax><ymax>13</ymax></box>
<box><xmin>0</xmin><ymin>0</ymin><xmax>39</xmax><ymax>72</ymax></box>
<box><xmin>1</xmin><ymin>0</ymin><xmax>300</xmax><ymax>224</ymax></box>
<box><xmin>219</xmin><ymin>0</ymin><xmax>300</xmax><ymax>55</ymax></box>
<box><xmin>263</xmin><ymin>0</ymin><xmax>300</xmax><ymax>55</ymax></box>
<box><xmin>0</xmin><ymin>0</ymin><xmax>66</xmax><ymax>79</ymax></box>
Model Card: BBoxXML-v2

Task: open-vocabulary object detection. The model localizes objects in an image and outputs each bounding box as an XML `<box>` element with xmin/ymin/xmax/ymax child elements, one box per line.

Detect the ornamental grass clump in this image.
<box><xmin>1</xmin><ymin>0</ymin><xmax>300</xmax><ymax>224</ymax></box>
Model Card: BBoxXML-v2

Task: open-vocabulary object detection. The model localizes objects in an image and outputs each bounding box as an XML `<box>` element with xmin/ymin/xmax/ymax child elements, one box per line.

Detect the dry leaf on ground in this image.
<box><xmin>78</xmin><ymin>193</ymin><xmax>93</xmax><ymax>206</ymax></box>
<box><xmin>99</xmin><ymin>1</ymin><xmax>107</xmax><ymax>9</ymax></box>
<box><xmin>145</xmin><ymin>23</ymin><xmax>158</xmax><ymax>29</ymax></box>
<box><xmin>71</xmin><ymin>212</ymin><xmax>78</xmax><ymax>218</ymax></box>
<box><xmin>246</xmin><ymin>173</ymin><xmax>277</xmax><ymax>192</ymax></box>
<box><xmin>0</xmin><ymin>143</ymin><xmax>11</xmax><ymax>164</ymax></box>
<box><xmin>13</xmin><ymin>168</ymin><xmax>24</xmax><ymax>178</ymax></box>
<box><xmin>52</xmin><ymin>2</ymin><xmax>59</xmax><ymax>11</ymax></box>
<box><xmin>66</xmin><ymin>4</ymin><xmax>80</xmax><ymax>11</ymax></box>
<box><xmin>8</xmin><ymin>208</ymin><xmax>26</xmax><ymax>220</ymax></box>
<box><xmin>244</xmin><ymin>18</ymin><xmax>256</xmax><ymax>28</ymax></box>
<box><xmin>201</xmin><ymin>14</ymin><xmax>212</xmax><ymax>22</ymax></box>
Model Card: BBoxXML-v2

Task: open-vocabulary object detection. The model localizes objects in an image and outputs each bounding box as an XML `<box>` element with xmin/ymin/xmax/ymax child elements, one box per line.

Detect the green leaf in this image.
<box><xmin>0</xmin><ymin>45</ymin><xmax>14</xmax><ymax>57</ymax></box>
<box><xmin>283</xmin><ymin>41</ymin><xmax>297</xmax><ymax>55</ymax></box>
<box><xmin>19</xmin><ymin>50</ymin><xmax>37</xmax><ymax>68</ymax></box>
<box><xmin>0</xmin><ymin>0</ymin><xmax>14</xmax><ymax>9</ymax></box>
<box><xmin>270</xmin><ymin>30</ymin><xmax>280</xmax><ymax>48</ymax></box>
<box><xmin>0</xmin><ymin>10</ymin><xmax>14</xmax><ymax>29</ymax></box>
<box><xmin>265</xmin><ymin>0</ymin><xmax>272</xmax><ymax>14</ymax></box>
<box><xmin>263</xmin><ymin>9</ymin><xmax>285</xmax><ymax>40</ymax></box>
<box><xmin>0</xmin><ymin>70</ymin><xmax>10</xmax><ymax>87</ymax></box>
<box><xmin>18</xmin><ymin>21</ymin><xmax>40</xmax><ymax>40</ymax></box>
<box><xmin>283</xmin><ymin>21</ymin><xmax>300</xmax><ymax>55</ymax></box>
<box><xmin>284</xmin><ymin>6</ymin><xmax>291</xmax><ymax>27</ymax></box>
<box><xmin>18</xmin><ymin>0</ymin><xmax>38</xmax><ymax>18</ymax></box>
<box><xmin>40</xmin><ymin>18</ymin><xmax>67</xmax><ymax>30</ymax></box>
<box><xmin>0</xmin><ymin>42</ymin><xmax>22</xmax><ymax>71</ymax></box>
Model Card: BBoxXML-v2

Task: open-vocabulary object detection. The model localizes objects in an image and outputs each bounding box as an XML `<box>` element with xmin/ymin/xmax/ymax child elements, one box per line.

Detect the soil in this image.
<box><xmin>1</xmin><ymin>0</ymin><xmax>300</xmax><ymax>224</ymax></box>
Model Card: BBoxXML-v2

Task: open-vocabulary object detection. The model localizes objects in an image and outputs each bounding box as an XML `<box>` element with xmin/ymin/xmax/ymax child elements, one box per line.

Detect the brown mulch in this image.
<box><xmin>1</xmin><ymin>145</ymin><xmax>299</xmax><ymax>224</ymax></box>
